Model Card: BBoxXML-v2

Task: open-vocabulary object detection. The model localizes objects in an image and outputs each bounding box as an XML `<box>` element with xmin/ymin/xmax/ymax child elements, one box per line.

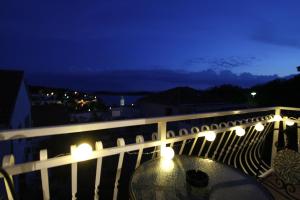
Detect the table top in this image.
<box><xmin>130</xmin><ymin>155</ymin><xmax>273</xmax><ymax>200</ymax></box>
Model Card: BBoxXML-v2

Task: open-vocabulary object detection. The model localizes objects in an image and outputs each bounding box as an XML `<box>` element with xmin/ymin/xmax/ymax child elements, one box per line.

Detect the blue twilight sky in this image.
<box><xmin>0</xmin><ymin>0</ymin><xmax>300</xmax><ymax>91</ymax></box>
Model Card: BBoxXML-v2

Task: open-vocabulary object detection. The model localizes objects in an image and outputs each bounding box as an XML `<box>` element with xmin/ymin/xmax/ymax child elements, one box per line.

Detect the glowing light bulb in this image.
<box><xmin>235</xmin><ymin>126</ymin><xmax>245</xmax><ymax>137</ymax></box>
<box><xmin>205</xmin><ymin>131</ymin><xmax>216</xmax><ymax>141</ymax></box>
<box><xmin>286</xmin><ymin>119</ymin><xmax>295</xmax><ymax>126</ymax></box>
<box><xmin>161</xmin><ymin>147</ymin><xmax>175</xmax><ymax>160</ymax></box>
<box><xmin>255</xmin><ymin>123</ymin><xmax>264</xmax><ymax>131</ymax></box>
<box><xmin>273</xmin><ymin>115</ymin><xmax>282</xmax><ymax>122</ymax></box>
<box><xmin>72</xmin><ymin>143</ymin><xmax>93</xmax><ymax>161</ymax></box>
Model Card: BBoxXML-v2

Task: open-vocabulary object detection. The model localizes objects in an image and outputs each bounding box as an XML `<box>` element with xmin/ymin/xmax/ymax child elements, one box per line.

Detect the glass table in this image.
<box><xmin>130</xmin><ymin>155</ymin><xmax>273</xmax><ymax>200</ymax></box>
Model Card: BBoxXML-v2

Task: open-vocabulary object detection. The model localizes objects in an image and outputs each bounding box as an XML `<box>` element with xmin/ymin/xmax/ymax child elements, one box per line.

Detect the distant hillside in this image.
<box><xmin>251</xmin><ymin>74</ymin><xmax>300</xmax><ymax>107</ymax></box>
<box><xmin>94</xmin><ymin>91</ymin><xmax>154</xmax><ymax>96</ymax></box>
<box><xmin>137</xmin><ymin>85</ymin><xmax>247</xmax><ymax>105</ymax></box>
<box><xmin>137</xmin><ymin>87</ymin><xmax>202</xmax><ymax>105</ymax></box>
<box><xmin>137</xmin><ymin>74</ymin><xmax>300</xmax><ymax>107</ymax></box>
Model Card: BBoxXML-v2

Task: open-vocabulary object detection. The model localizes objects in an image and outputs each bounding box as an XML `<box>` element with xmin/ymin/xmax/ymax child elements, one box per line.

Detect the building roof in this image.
<box><xmin>0</xmin><ymin>69</ymin><xmax>24</xmax><ymax>126</ymax></box>
<box><xmin>297</xmin><ymin>66</ymin><xmax>300</xmax><ymax>71</ymax></box>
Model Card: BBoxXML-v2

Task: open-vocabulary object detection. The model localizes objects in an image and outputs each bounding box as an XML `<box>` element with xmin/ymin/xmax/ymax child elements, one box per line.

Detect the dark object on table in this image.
<box><xmin>186</xmin><ymin>169</ymin><xmax>209</xmax><ymax>187</ymax></box>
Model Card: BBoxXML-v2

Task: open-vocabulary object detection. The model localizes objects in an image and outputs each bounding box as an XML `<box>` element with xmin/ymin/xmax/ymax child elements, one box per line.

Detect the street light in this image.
<box><xmin>251</xmin><ymin>92</ymin><xmax>256</xmax><ymax>98</ymax></box>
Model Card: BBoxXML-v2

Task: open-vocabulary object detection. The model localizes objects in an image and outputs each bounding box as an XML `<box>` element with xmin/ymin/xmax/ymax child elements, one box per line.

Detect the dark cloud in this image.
<box><xmin>26</xmin><ymin>69</ymin><xmax>278</xmax><ymax>92</ymax></box>
<box><xmin>184</xmin><ymin>56</ymin><xmax>258</xmax><ymax>70</ymax></box>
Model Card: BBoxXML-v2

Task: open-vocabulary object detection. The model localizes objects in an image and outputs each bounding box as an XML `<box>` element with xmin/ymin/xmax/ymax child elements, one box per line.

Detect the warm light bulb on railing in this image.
<box><xmin>286</xmin><ymin>119</ymin><xmax>295</xmax><ymax>126</ymax></box>
<box><xmin>255</xmin><ymin>123</ymin><xmax>264</xmax><ymax>131</ymax></box>
<box><xmin>235</xmin><ymin>126</ymin><xmax>245</xmax><ymax>137</ymax></box>
<box><xmin>205</xmin><ymin>131</ymin><xmax>216</xmax><ymax>141</ymax></box>
<box><xmin>72</xmin><ymin>143</ymin><xmax>93</xmax><ymax>161</ymax></box>
<box><xmin>161</xmin><ymin>147</ymin><xmax>175</xmax><ymax>160</ymax></box>
<box><xmin>273</xmin><ymin>115</ymin><xmax>282</xmax><ymax>122</ymax></box>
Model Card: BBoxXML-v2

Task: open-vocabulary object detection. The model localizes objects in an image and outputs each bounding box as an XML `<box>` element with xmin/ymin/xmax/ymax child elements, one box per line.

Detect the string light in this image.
<box><xmin>205</xmin><ymin>131</ymin><xmax>216</xmax><ymax>141</ymax></box>
<box><xmin>72</xmin><ymin>143</ymin><xmax>93</xmax><ymax>161</ymax></box>
<box><xmin>273</xmin><ymin>115</ymin><xmax>282</xmax><ymax>122</ymax></box>
<box><xmin>235</xmin><ymin>126</ymin><xmax>245</xmax><ymax>137</ymax></box>
<box><xmin>286</xmin><ymin>119</ymin><xmax>295</xmax><ymax>126</ymax></box>
<box><xmin>255</xmin><ymin>123</ymin><xmax>264</xmax><ymax>131</ymax></box>
<box><xmin>161</xmin><ymin>147</ymin><xmax>175</xmax><ymax>160</ymax></box>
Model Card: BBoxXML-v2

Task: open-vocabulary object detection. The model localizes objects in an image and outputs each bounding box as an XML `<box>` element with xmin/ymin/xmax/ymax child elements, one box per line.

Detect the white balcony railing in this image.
<box><xmin>0</xmin><ymin>106</ymin><xmax>300</xmax><ymax>200</ymax></box>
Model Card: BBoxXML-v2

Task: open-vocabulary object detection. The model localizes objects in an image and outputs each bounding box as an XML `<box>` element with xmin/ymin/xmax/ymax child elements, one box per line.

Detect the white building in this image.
<box><xmin>0</xmin><ymin>69</ymin><xmax>32</xmax><ymax>164</ymax></box>
<box><xmin>0</xmin><ymin>70</ymin><xmax>31</xmax><ymax>129</ymax></box>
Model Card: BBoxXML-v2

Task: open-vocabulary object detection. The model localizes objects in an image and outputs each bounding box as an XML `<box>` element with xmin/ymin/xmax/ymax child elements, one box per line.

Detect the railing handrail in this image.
<box><xmin>0</xmin><ymin>117</ymin><xmax>273</xmax><ymax>177</ymax></box>
<box><xmin>0</xmin><ymin>106</ymin><xmax>278</xmax><ymax>141</ymax></box>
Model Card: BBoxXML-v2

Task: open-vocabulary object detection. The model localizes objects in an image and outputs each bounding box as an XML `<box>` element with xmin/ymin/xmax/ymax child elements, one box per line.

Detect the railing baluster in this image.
<box><xmin>94</xmin><ymin>141</ymin><xmax>103</xmax><ymax>200</ymax></box>
<box><xmin>234</xmin><ymin>126</ymin><xmax>253</xmax><ymax>168</ymax></box>
<box><xmin>40</xmin><ymin>150</ymin><xmax>50</xmax><ymax>200</ymax></box>
<box><xmin>197</xmin><ymin>139</ymin><xmax>207</xmax><ymax>157</ymax></box>
<box><xmin>298</xmin><ymin>117</ymin><xmax>300</xmax><ymax>152</ymax></box>
<box><xmin>167</xmin><ymin>130</ymin><xmax>176</xmax><ymax>148</ymax></box>
<box><xmin>254</xmin><ymin>122</ymin><xmax>273</xmax><ymax>172</ymax></box>
<box><xmin>151</xmin><ymin>132</ymin><xmax>158</xmax><ymax>159</ymax></box>
<box><xmin>113</xmin><ymin>138</ymin><xmax>125</xmax><ymax>200</ymax></box>
<box><xmin>135</xmin><ymin>135</ymin><xmax>144</xmax><ymax>169</ymax></box>
<box><xmin>239</xmin><ymin>126</ymin><xmax>257</xmax><ymax>174</ymax></box>
<box><xmin>217</xmin><ymin>130</ymin><xmax>234</xmax><ymax>161</ymax></box>
<box><xmin>271</xmin><ymin>108</ymin><xmax>281</xmax><ymax>166</ymax></box>
<box><xmin>212</xmin><ymin>131</ymin><xmax>226</xmax><ymax>160</ymax></box>
<box><xmin>2</xmin><ymin>155</ymin><xmax>15</xmax><ymax>200</ymax></box>
<box><xmin>282</xmin><ymin>117</ymin><xmax>287</xmax><ymax>147</ymax></box>
<box><xmin>204</xmin><ymin>124</ymin><xmax>219</xmax><ymax>158</ymax></box>
<box><xmin>212</xmin><ymin>122</ymin><xmax>229</xmax><ymax>160</ymax></box>
<box><xmin>223</xmin><ymin>134</ymin><xmax>237</xmax><ymax>163</ymax></box>
<box><xmin>179</xmin><ymin>129</ymin><xmax>189</xmax><ymax>155</ymax></box>
<box><xmin>227</xmin><ymin>135</ymin><xmax>241</xmax><ymax>165</ymax></box>
<box><xmin>189</xmin><ymin>127</ymin><xmax>200</xmax><ymax>156</ymax></box>
<box><xmin>71</xmin><ymin>145</ymin><xmax>77</xmax><ymax>200</ymax></box>
<box><xmin>158</xmin><ymin>122</ymin><xmax>167</xmax><ymax>157</ymax></box>
<box><xmin>244</xmin><ymin>124</ymin><xmax>263</xmax><ymax>175</ymax></box>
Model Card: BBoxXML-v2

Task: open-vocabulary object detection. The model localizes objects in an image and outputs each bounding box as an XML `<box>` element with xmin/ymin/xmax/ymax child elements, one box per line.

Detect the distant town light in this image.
<box><xmin>88</xmin><ymin>109</ymin><xmax>91</xmax><ymax>112</ymax></box>
<box><xmin>84</xmin><ymin>94</ymin><xmax>87</xmax><ymax>97</ymax></box>
<box><xmin>74</xmin><ymin>91</ymin><xmax>78</xmax><ymax>94</ymax></box>
<box><xmin>94</xmin><ymin>96</ymin><xmax>97</xmax><ymax>99</ymax></box>
<box><xmin>251</xmin><ymin>92</ymin><xmax>256</xmax><ymax>97</ymax></box>
<box><xmin>131</xmin><ymin>103</ymin><xmax>134</xmax><ymax>106</ymax></box>
<box><xmin>109</xmin><ymin>107</ymin><xmax>112</xmax><ymax>110</ymax></box>
<box><xmin>46</xmin><ymin>93</ymin><xmax>49</xmax><ymax>96</ymax></box>
<box><xmin>72</xmin><ymin>143</ymin><xmax>93</xmax><ymax>161</ymax></box>
<box><xmin>205</xmin><ymin>131</ymin><xmax>216</xmax><ymax>141</ymax></box>
<box><xmin>255</xmin><ymin>123</ymin><xmax>264</xmax><ymax>131</ymax></box>
<box><xmin>51</xmin><ymin>92</ymin><xmax>54</xmax><ymax>96</ymax></box>
<box><xmin>235</xmin><ymin>126</ymin><xmax>245</xmax><ymax>137</ymax></box>
<box><xmin>64</xmin><ymin>93</ymin><xmax>67</xmax><ymax>96</ymax></box>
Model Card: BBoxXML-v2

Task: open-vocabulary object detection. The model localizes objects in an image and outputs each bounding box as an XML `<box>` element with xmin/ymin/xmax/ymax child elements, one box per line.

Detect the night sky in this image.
<box><xmin>1</xmin><ymin>0</ymin><xmax>300</xmax><ymax>91</ymax></box>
